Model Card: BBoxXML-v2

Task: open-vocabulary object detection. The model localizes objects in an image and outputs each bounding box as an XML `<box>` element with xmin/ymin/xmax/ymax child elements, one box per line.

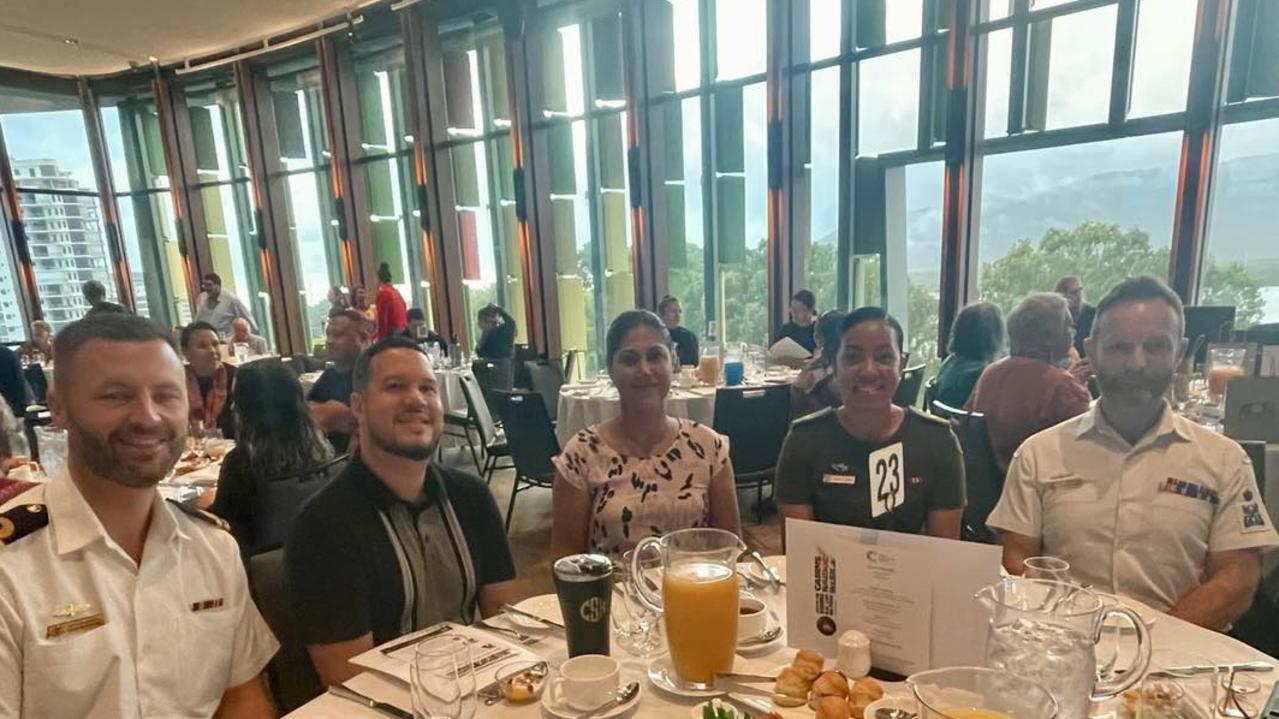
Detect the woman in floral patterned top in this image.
<box><xmin>551</xmin><ymin>310</ymin><xmax>742</xmax><ymax>558</ymax></box>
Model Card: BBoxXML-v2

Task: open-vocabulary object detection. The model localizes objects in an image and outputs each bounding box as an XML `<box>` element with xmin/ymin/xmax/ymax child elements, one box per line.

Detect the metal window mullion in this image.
<box><xmin>1108</xmin><ymin>0</ymin><xmax>1139</xmax><ymax>128</ymax></box>
<box><xmin>1007</xmin><ymin>0</ymin><xmax>1031</xmax><ymax>134</ymax></box>
<box><xmin>700</xmin><ymin>0</ymin><xmax>718</xmax><ymax>330</ymax></box>
<box><xmin>838</xmin><ymin>0</ymin><xmax>856</xmax><ymax>309</ymax></box>
<box><xmin>581</xmin><ymin>20</ymin><xmax>610</xmax><ymax>369</ymax></box>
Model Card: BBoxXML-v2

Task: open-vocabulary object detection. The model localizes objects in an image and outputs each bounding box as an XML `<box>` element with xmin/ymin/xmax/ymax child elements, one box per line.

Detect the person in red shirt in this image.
<box><xmin>373</xmin><ymin>262</ymin><xmax>408</xmax><ymax>340</ymax></box>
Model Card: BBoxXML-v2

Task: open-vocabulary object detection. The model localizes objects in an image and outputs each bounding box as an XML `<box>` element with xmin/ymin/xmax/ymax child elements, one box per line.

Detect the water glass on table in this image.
<box><xmin>410</xmin><ymin>636</ymin><xmax>476</xmax><ymax>719</ymax></box>
<box><xmin>1023</xmin><ymin>556</ymin><xmax>1072</xmax><ymax>583</ymax></box>
<box><xmin>611</xmin><ymin>551</ymin><xmax>664</xmax><ymax>658</ymax></box>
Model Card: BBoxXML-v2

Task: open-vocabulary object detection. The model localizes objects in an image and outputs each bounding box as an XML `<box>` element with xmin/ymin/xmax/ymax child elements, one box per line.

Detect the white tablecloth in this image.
<box><xmin>285</xmin><ymin>561</ymin><xmax>1278</xmax><ymax>719</ymax></box>
<box><xmin>555</xmin><ymin>374</ymin><xmax>798</xmax><ymax>447</ymax></box>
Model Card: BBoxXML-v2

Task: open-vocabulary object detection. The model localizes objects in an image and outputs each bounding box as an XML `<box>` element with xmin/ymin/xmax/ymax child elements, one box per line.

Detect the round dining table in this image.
<box><xmin>555</xmin><ymin>370</ymin><xmax>800</xmax><ymax>447</ymax></box>
<box><xmin>284</xmin><ymin>559</ymin><xmax>1278</xmax><ymax>718</ymax></box>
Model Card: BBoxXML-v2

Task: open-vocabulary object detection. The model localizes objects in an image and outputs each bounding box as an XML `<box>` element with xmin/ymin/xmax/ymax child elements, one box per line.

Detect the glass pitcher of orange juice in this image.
<box><xmin>631</xmin><ymin>528</ymin><xmax>745</xmax><ymax>688</ymax></box>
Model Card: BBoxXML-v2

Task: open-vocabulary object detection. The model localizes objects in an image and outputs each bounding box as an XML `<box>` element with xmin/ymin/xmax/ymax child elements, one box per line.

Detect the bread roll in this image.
<box><xmin>812</xmin><ymin>670</ymin><xmax>850</xmax><ymax>699</ymax></box>
<box><xmin>773</xmin><ymin>667</ymin><xmax>810</xmax><ymax>701</ymax></box>
<box><xmin>815</xmin><ymin>696</ymin><xmax>852</xmax><ymax>719</ymax></box>
<box><xmin>792</xmin><ymin>649</ymin><xmax>825</xmax><ymax>681</ymax></box>
<box><xmin>850</xmin><ymin>676</ymin><xmax>884</xmax><ymax>701</ymax></box>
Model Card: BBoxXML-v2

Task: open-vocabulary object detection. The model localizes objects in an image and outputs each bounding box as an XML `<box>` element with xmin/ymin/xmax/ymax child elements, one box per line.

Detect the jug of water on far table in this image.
<box><xmin>976</xmin><ymin>577</ymin><xmax>1151</xmax><ymax>719</ymax></box>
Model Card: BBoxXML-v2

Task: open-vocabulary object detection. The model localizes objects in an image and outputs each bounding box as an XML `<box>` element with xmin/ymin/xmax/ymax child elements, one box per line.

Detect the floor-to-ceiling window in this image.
<box><xmin>0</xmin><ymin>86</ymin><xmax>118</xmax><ymax>332</ymax></box>
<box><xmin>1198</xmin><ymin>2</ymin><xmax>1279</xmax><ymax>328</ymax></box>
<box><xmin>182</xmin><ymin>69</ymin><xmax>274</xmax><ymax>346</ymax></box>
<box><xmin>348</xmin><ymin>27</ymin><xmax>438</xmax><ymax>330</ymax></box>
<box><xmin>258</xmin><ymin>53</ymin><xmax>344</xmax><ymax>352</ymax></box>
<box><xmin>435</xmin><ymin>13</ymin><xmax>527</xmax><ymax>346</ymax></box>
<box><xmin>538</xmin><ymin>3</ymin><xmax>634</xmax><ymax>372</ymax></box>
<box><xmin>974</xmin><ymin>0</ymin><xmax>1201</xmax><ymax>323</ymax></box>
<box><xmin>97</xmin><ymin>83</ymin><xmax>186</xmax><ymax>327</ymax></box>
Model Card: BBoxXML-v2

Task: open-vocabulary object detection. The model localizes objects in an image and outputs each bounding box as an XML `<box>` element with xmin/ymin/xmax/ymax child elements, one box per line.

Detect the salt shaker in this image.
<box><xmin>837</xmin><ymin>630</ymin><xmax>872</xmax><ymax>678</ymax></box>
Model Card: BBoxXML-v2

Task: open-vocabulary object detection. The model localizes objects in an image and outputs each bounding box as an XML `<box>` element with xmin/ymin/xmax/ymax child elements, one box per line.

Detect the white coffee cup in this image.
<box><xmin>548</xmin><ymin>654</ymin><xmax>620</xmax><ymax>711</ymax></box>
<box><xmin>737</xmin><ymin>594</ymin><xmax>769</xmax><ymax>640</ymax></box>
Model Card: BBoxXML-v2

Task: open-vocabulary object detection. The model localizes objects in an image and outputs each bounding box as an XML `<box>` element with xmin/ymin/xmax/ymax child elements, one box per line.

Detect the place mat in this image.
<box><xmin>351</xmin><ymin>622</ymin><xmax>538</xmax><ymax>688</ymax></box>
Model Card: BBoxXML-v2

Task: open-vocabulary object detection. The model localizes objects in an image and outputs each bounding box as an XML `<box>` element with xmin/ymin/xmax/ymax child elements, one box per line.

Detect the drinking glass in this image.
<box><xmin>410</xmin><ymin>636</ymin><xmax>475</xmax><ymax>719</ymax></box>
<box><xmin>1133</xmin><ymin>649</ymin><xmax>1220</xmax><ymax>719</ymax></box>
<box><xmin>1207</xmin><ymin>347</ymin><xmax>1248</xmax><ymax>406</ymax></box>
<box><xmin>1218</xmin><ymin>673</ymin><xmax>1261</xmax><ymax>719</ymax></box>
<box><xmin>908</xmin><ymin>666</ymin><xmax>1058</xmax><ymax>719</ymax></box>
<box><xmin>1023</xmin><ymin>556</ymin><xmax>1072</xmax><ymax>583</ymax></box>
<box><xmin>611</xmin><ymin>551</ymin><xmax>665</xmax><ymax>658</ymax></box>
<box><xmin>233</xmin><ymin>341</ymin><xmax>250</xmax><ymax>363</ymax></box>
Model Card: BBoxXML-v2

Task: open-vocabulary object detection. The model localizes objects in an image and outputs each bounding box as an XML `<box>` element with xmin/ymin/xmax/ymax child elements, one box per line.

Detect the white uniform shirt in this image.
<box><xmin>0</xmin><ymin>474</ymin><xmax>279</xmax><ymax>718</ymax></box>
<box><xmin>988</xmin><ymin>402</ymin><xmax>1279</xmax><ymax>611</ymax></box>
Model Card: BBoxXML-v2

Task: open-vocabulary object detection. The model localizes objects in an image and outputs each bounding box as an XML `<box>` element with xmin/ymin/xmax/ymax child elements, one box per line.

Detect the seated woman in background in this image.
<box><xmin>181</xmin><ymin>321</ymin><xmax>237</xmax><ymax>439</ymax></box>
<box><xmin>776</xmin><ymin>307</ymin><xmax>965</xmax><ymax>539</ymax></box>
<box><xmin>772</xmin><ymin>289</ymin><xmax>819</xmax><ymax>368</ymax></box>
<box><xmin>210</xmin><ymin>360</ymin><xmax>336</xmax><ymax>550</ymax></box>
<box><xmin>791</xmin><ymin>310</ymin><xmax>845</xmax><ymax>417</ymax></box>
<box><xmin>551</xmin><ymin>310</ymin><xmax>742</xmax><ymax>558</ymax></box>
<box><xmin>933</xmin><ymin>301</ymin><xmax>1005</xmax><ymax>408</ymax></box>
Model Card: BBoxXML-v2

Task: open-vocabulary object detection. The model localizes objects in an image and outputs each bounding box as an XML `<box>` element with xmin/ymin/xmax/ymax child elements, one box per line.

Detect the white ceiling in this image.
<box><xmin>0</xmin><ymin>0</ymin><xmax>364</xmax><ymax>77</ymax></box>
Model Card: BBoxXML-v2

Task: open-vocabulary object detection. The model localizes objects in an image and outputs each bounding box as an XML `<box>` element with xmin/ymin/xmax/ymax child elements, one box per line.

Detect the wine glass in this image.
<box><xmin>410</xmin><ymin>636</ymin><xmax>476</xmax><ymax>719</ymax></box>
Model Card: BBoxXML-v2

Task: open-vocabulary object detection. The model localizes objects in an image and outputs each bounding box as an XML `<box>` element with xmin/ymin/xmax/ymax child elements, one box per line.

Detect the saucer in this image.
<box><xmin>736</xmin><ymin>612</ymin><xmax>784</xmax><ymax>655</ymax></box>
<box><xmin>541</xmin><ymin>682</ymin><xmax>641</xmax><ymax>719</ymax></box>
<box><xmin>647</xmin><ymin>657</ymin><xmax>722</xmax><ymax>699</ymax></box>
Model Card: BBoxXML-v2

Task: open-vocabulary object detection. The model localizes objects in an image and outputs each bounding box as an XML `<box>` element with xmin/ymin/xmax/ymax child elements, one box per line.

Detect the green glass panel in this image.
<box><xmin>591</xmin><ymin>13</ymin><xmax>625</xmax><ymax>101</ymax></box>
<box><xmin>272</xmin><ymin>90</ymin><xmax>306</xmax><ymax>159</ymax></box>
<box><xmin>666</xmin><ymin>185</ymin><xmax>687</xmax><ymax>268</ymax></box>
<box><xmin>857</xmin><ymin>0</ymin><xmax>887</xmax><ymax>48</ymax></box>
<box><xmin>356</xmin><ymin>68</ymin><xmax>388</xmax><ymax>148</ymax></box>
<box><xmin>548</xmin><ymin>123</ymin><xmax>576</xmax><ymax>196</ymax></box>
<box><xmin>142</xmin><ymin>110</ymin><xmax>167</xmax><ymax>179</ymax></box>
<box><xmin>542</xmin><ymin>29</ymin><xmax>568</xmax><ymax>113</ymax></box>
<box><xmin>716</xmin><ymin>175</ymin><xmax>746</xmax><ymax>264</ymax></box>
<box><xmin>201</xmin><ymin>186</ymin><xmax>226</xmax><ymax>236</ymax></box>
<box><xmin>372</xmin><ymin>221</ymin><xmax>402</xmax><ymax>283</ymax></box>
<box><xmin>552</xmin><ymin>199</ymin><xmax>578</xmax><ymax>275</ymax></box>
<box><xmin>605</xmin><ymin>271</ymin><xmax>634</xmax><ymax>317</ymax></box>
<box><xmin>189</xmin><ymin>105</ymin><xmax>218</xmax><ymax>172</ymax></box>
<box><xmin>714</xmin><ymin>86</ymin><xmax>743</xmax><ymax>173</ymax></box>
<box><xmin>558</xmin><ymin>275</ymin><xmax>588</xmax><ymax>349</ymax></box>
<box><xmin>601</xmin><ymin>192</ymin><xmax>628</xmax><ymax>271</ymax></box>
<box><xmin>663</xmin><ymin>102</ymin><xmax>684</xmax><ymax>180</ymax></box>
<box><xmin>1025</xmin><ymin>20</ymin><xmax>1052</xmax><ymax>131</ymax></box>
<box><xmin>443</xmin><ymin>50</ymin><xmax>475</xmax><ymax>129</ymax></box>
<box><xmin>367</xmin><ymin>159</ymin><xmax>396</xmax><ymax>215</ymax></box>
<box><xmin>597</xmin><ymin>115</ymin><xmax>626</xmax><ymax>189</ymax></box>
<box><xmin>450</xmin><ymin>144</ymin><xmax>480</xmax><ymax>207</ymax></box>
<box><xmin>481</xmin><ymin>34</ymin><xmax>511</xmax><ymax>122</ymax></box>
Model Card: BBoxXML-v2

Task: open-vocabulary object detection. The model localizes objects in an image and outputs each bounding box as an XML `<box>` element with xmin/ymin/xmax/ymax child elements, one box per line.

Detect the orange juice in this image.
<box><xmin>697</xmin><ymin>355</ymin><xmax>723</xmax><ymax>385</ymax></box>
<box><xmin>1207</xmin><ymin>364</ymin><xmax>1245</xmax><ymax>398</ymax></box>
<box><xmin>662</xmin><ymin>561</ymin><xmax>738</xmax><ymax>685</ymax></box>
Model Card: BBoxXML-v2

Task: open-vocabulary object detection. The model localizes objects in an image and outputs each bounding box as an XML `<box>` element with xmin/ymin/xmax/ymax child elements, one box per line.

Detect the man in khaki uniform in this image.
<box><xmin>989</xmin><ymin>276</ymin><xmax>1278</xmax><ymax>631</ymax></box>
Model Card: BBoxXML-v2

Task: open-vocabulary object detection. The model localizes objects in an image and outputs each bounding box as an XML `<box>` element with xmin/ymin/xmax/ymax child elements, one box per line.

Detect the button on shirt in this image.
<box><xmin>988</xmin><ymin>402</ymin><xmax>1279</xmax><ymax>611</ymax></box>
<box><xmin>0</xmin><ymin>475</ymin><xmax>279</xmax><ymax>718</ymax></box>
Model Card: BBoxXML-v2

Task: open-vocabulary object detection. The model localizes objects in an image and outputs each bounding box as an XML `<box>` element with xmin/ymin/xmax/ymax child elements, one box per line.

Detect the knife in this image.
<box><xmin>328</xmin><ymin>685</ymin><xmax>413</xmax><ymax>719</ymax></box>
<box><xmin>501</xmin><ymin>603</ymin><xmax>565</xmax><ymax>630</ymax></box>
<box><xmin>1163</xmin><ymin>661</ymin><xmax>1273</xmax><ymax>676</ymax></box>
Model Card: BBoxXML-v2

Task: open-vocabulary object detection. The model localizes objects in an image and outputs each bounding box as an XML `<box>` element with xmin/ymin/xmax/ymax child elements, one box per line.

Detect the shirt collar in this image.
<box><xmin>348</xmin><ymin>455</ymin><xmax>441</xmax><ymax>512</ymax></box>
<box><xmin>1075</xmin><ymin>400</ymin><xmax>1193</xmax><ymax>447</ymax></box>
<box><xmin>47</xmin><ymin>472</ymin><xmax>190</xmax><ymax>556</ymax></box>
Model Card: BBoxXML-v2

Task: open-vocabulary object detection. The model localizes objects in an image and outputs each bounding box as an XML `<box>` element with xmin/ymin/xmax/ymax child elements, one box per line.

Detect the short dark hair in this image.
<box><xmin>202</xmin><ymin>272</ymin><xmax>222</xmax><ymax>286</ymax></box>
<box><xmin>82</xmin><ymin>280</ymin><xmax>107</xmax><ymax>303</ymax></box>
<box><xmin>1092</xmin><ymin>275</ymin><xmax>1184</xmax><ymax>337</ymax></box>
<box><xmin>180</xmin><ymin>321</ymin><xmax>219</xmax><ymax>348</ymax></box>
<box><xmin>377</xmin><ymin>262</ymin><xmax>393</xmax><ymax>284</ymax></box>
<box><xmin>353</xmin><ymin>336</ymin><xmax>426</xmax><ymax>392</ymax></box>
<box><xmin>657</xmin><ymin>295</ymin><xmax>680</xmax><ymax>315</ymax></box>
<box><xmin>839</xmin><ymin>306</ymin><xmax>904</xmax><ymax>354</ymax></box>
<box><xmin>477</xmin><ymin>304</ymin><xmax>502</xmax><ymax>321</ymax></box>
<box><xmin>1054</xmin><ymin>276</ymin><xmax>1081</xmax><ymax>294</ymax></box>
<box><xmin>328</xmin><ymin>307</ymin><xmax>372</xmax><ymax>337</ymax></box>
<box><xmin>53</xmin><ymin>314</ymin><xmax>177</xmax><ymax>387</ymax></box>
<box><xmin>791</xmin><ymin>289</ymin><xmax>817</xmax><ymax>311</ymax></box>
<box><xmin>407</xmin><ymin>307</ymin><xmax>425</xmax><ymax>323</ymax></box>
<box><xmin>948</xmin><ymin>301</ymin><xmax>1006</xmax><ymax>361</ymax></box>
<box><xmin>605</xmin><ymin>309</ymin><xmax>672</xmax><ymax>367</ymax></box>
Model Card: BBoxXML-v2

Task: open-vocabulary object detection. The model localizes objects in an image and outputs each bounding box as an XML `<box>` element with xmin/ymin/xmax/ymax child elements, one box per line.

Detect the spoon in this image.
<box><xmin>738</xmin><ymin>625</ymin><xmax>783</xmax><ymax>647</ymax></box>
<box><xmin>579</xmin><ymin>681</ymin><xmax>640</xmax><ymax>719</ymax></box>
<box><xmin>875</xmin><ymin>708</ymin><xmax>917</xmax><ymax>719</ymax></box>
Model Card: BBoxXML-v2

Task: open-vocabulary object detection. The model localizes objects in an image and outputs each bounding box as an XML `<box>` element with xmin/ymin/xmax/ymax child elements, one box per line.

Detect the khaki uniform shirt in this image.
<box><xmin>988</xmin><ymin>402</ymin><xmax>1279</xmax><ymax>611</ymax></box>
<box><xmin>0</xmin><ymin>474</ymin><xmax>278</xmax><ymax>718</ymax></box>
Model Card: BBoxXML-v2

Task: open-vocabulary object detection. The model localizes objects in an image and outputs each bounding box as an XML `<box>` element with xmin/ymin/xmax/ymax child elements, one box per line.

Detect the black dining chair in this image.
<box><xmin>921</xmin><ymin>375</ymin><xmax>938</xmax><ymax>413</ymax></box>
<box><xmin>893</xmin><ymin>365</ymin><xmax>927</xmax><ymax>407</ymax></box>
<box><xmin>491</xmin><ymin>390</ymin><xmax>560</xmax><ymax>533</ymax></box>
<box><xmin>247</xmin><ymin>548</ymin><xmax>322</xmax><ymax>711</ymax></box>
<box><xmin>471</xmin><ymin>358</ymin><xmax>514</xmax><ymax>421</ymax></box>
<box><xmin>931</xmin><ymin>400</ymin><xmax>1002</xmax><ymax>543</ymax></box>
<box><xmin>249</xmin><ymin>454</ymin><xmax>349</xmax><ymax>555</ymax></box>
<box><xmin>447</xmin><ymin>370</ymin><xmax>511</xmax><ymax>482</ymax></box>
<box><xmin>525</xmin><ymin>360</ymin><xmax>566</xmax><ymax>423</ymax></box>
<box><xmin>712</xmin><ymin>384</ymin><xmax>791</xmax><ymax>522</ymax></box>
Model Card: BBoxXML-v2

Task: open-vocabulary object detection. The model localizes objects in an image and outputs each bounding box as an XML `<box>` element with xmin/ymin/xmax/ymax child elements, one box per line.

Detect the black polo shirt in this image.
<box><xmin>285</xmin><ymin>457</ymin><xmax>515</xmax><ymax>646</ymax></box>
<box><xmin>307</xmin><ymin>367</ymin><xmax>354</xmax><ymax>452</ymax></box>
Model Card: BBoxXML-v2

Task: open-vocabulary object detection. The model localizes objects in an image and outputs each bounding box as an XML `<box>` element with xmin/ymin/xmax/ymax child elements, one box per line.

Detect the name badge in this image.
<box><xmin>868</xmin><ymin>442</ymin><xmax>905</xmax><ymax>519</ymax></box>
<box><xmin>190</xmin><ymin>598</ymin><xmax>225</xmax><ymax>612</ymax></box>
<box><xmin>46</xmin><ymin>613</ymin><xmax>106</xmax><ymax>639</ymax></box>
<box><xmin>822</xmin><ymin>473</ymin><xmax>857</xmax><ymax>485</ymax></box>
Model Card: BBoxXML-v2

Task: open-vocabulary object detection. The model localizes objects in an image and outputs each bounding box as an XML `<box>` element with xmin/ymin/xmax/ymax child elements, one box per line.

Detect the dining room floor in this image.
<box><xmin>437</xmin><ymin>447</ymin><xmax>784</xmax><ymax>601</ymax></box>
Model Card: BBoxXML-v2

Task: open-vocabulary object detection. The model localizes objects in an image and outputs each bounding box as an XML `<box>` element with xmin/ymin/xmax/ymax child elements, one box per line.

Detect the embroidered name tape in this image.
<box><xmin>190</xmin><ymin>598</ymin><xmax>225</xmax><ymax>612</ymax></box>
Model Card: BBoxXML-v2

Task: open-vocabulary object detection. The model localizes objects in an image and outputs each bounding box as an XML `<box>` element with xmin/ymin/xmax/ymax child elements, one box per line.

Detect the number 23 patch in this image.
<box><xmin>868</xmin><ymin>442</ymin><xmax>905</xmax><ymax>518</ymax></box>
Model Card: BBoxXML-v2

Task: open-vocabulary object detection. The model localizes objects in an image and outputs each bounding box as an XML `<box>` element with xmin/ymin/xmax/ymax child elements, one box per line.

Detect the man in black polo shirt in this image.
<box><xmin>287</xmin><ymin>336</ymin><xmax>518</xmax><ymax>686</ymax></box>
<box><xmin>307</xmin><ymin>308</ymin><xmax>370</xmax><ymax>452</ymax></box>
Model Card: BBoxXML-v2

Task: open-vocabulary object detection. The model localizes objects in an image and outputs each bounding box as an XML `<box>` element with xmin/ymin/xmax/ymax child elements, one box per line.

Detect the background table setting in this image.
<box><xmin>555</xmin><ymin>366</ymin><xmax>799</xmax><ymax>447</ymax></box>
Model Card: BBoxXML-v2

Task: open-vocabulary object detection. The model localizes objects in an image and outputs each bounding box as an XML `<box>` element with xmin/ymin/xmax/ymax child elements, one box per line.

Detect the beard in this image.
<box><xmin>367</xmin><ymin>418</ymin><xmax>441</xmax><ymax>461</ymax></box>
<box><xmin>64</xmin><ymin>415</ymin><xmax>184</xmax><ymax>488</ymax></box>
<box><xmin>1096</xmin><ymin>368</ymin><xmax>1173</xmax><ymax>404</ymax></box>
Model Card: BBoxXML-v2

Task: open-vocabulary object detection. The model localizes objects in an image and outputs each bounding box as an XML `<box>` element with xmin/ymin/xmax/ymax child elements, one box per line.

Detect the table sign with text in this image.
<box><xmin>784</xmin><ymin>519</ymin><xmax>1002</xmax><ymax>675</ymax></box>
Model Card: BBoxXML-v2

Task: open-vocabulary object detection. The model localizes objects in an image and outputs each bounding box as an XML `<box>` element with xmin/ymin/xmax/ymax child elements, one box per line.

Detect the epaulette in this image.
<box><xmin>792</xmin><ymin>406</ymin><xmax>836</xmax><ymax>426</ymax></box>
<box><xmin>0</xmin><ymin>503</ymin><xmax>49</xmax><ymax>548</ymax></box>
<box><xmin>167</xmin><ymin>499</ymin><xmax>230</xmax><ymax>532</ymax></box>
